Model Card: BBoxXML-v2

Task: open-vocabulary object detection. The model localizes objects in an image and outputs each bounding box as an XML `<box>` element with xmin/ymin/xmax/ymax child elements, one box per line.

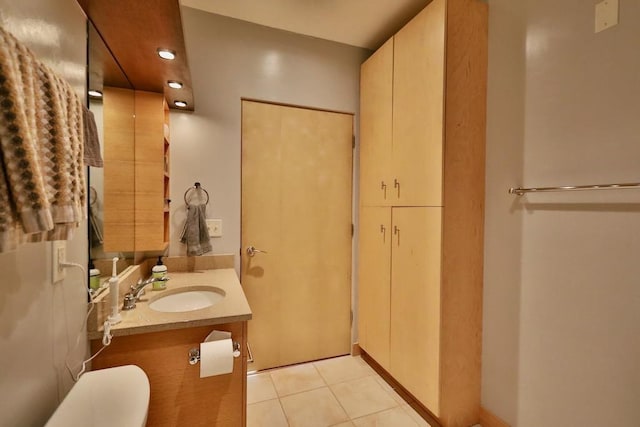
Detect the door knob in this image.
<box><xmin>246</xmin><ymin>246</ymin><xmax>267</xmax><ymax>257</ymax></box>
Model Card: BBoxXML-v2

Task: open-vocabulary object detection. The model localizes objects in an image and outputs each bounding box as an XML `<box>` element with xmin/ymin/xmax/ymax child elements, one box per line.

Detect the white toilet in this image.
<box><xmin>46</xmin><ymin>365</ymin><xmax>150</xmax><ymax>427</ymax></box>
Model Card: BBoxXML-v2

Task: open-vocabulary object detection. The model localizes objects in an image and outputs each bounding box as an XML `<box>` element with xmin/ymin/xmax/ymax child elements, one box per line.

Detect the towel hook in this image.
<box><xmin>184</xmin><ymin>182</ymin><xmax>210</xmax><ymax>206</ymax></box>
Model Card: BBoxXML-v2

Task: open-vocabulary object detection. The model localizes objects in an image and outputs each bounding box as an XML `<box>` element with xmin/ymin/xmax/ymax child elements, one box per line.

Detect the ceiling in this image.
<box><xmin>79</xmin><ymin>0</ymin><xmax>194</xmax><ymax>110</ymax></box>
<box><xmin>80</xmin><ymin>0</ymin><xmax>432</xmax><ymax>112</ymax></box>
<box><xmin>180</xmin><ymin>0</ymin><xmax>432</xmax><ymax>50</ymax></box>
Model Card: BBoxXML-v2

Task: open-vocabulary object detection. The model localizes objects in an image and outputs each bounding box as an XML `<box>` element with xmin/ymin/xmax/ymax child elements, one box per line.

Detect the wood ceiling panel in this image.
<box><xmin>80</xmin><ymin>0</ymin><xmax>194</xmax><ymax>110</ymax></box>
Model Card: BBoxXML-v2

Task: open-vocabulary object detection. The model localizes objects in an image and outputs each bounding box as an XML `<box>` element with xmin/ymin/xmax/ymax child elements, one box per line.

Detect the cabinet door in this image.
<box><xmin>134</xmin><ymin>91</ymin><xmax>167</xmax><ymax>251</ymax></box>
<box><xmin>390</xmin><ymin>207</ymin><xmax>442</xmax><ymax>414</ymax></box>
<box><xmin>360</xmin><ymin>38</ymin><xmax>393</xmax><ymax>207</ymax></box>
<box><xmin>103</xmin><ymin>87</ymin><xmax>135</xmax><ymax>252</ymax></box>
<box><xmin>392</xmin><ymin>0</ymin><xmax>445</xmax><ymax>207</ymax></box>
<box><xmin>357</xmin><ymin>207</ymin><xmax>391</xmax><ymax>369</ymax></box>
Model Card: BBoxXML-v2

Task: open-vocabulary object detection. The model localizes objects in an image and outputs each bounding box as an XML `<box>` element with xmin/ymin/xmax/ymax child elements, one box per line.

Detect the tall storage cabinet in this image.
<box><xmin>357</xmin><ymin>0</ymin><xmax>487</xmax><ymax>426</ymax></box>
<box><xmin>134</xmin><ymin>91</ymin><xmax>170</xmax><ymax>252</ymax></box>
<box><xmin>103</xmin><ymin>89</ymin><xmax>170</xmax><ymax>253</ymax></box>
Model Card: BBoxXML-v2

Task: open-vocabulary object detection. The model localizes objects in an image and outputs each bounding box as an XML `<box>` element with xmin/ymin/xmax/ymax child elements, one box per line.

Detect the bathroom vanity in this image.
<box><xmin>88</xmin><ymin>256</ymin><xmax>252</xmax><ymax>427</ymax></box>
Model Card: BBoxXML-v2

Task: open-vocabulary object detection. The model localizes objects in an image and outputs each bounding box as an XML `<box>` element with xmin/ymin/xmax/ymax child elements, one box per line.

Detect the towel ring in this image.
<box><xmin>184</xmin><ymin>182</ymin><xmax>210</xmax><ymax>206</ymax></box>
<box><xmin>89</xmin><ymin>186</ymin><xmax>98</xmax><ymax>207</ymax></box>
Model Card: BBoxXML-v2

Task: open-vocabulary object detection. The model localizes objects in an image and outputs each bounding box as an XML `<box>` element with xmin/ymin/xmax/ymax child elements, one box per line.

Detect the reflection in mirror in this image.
<box><xmin>88</xmin><ymin>23</ymin><xmax>134</xmax><ymax>277</ymax></box>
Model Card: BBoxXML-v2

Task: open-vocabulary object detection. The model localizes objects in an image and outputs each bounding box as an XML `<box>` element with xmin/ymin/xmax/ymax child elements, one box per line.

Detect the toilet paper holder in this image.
<box><xmin>189</xmin><ymin>341</ymin><xmax>241</xmax><ymax>365</ymax></box>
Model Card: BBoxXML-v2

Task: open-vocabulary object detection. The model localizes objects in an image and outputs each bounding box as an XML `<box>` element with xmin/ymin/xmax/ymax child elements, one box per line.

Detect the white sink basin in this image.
<box><xmin>149</xmin><ymin>286</ymin><xmax>226</xmax><ymax>313</ymax></box>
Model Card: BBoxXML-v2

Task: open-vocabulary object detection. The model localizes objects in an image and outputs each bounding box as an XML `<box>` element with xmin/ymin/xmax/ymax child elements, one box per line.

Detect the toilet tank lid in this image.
<box><xmin>45</xmin><ymin>365</ymin><xmax>150</xmax><ymax>427</ymax></box>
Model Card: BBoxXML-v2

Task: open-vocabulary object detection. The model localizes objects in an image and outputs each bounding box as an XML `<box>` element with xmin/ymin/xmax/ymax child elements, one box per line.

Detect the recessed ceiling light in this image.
<box><xmin>157</xmin><ymin>48</ymin><xmax>176</xmax><ymax>60</ymax></box>
<box><xmin>174</xmin><ymin>100</ymin><xmax>188</xmax><ymax>108</ymax></box>
<box><xmin>88</xmin><ymin>90</ymin><xmax>103</xmax><ymax>98</ymax></box>
<box><xmin>167</xmin><ymin>80</ymin><xmax>183</xmax><ymax>89</ymax></box>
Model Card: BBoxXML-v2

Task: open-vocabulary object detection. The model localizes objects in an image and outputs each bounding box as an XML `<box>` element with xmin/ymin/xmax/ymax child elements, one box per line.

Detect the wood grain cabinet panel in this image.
<box><xmin>357</xmin><ymin>207</ymin><xmax>391</xmax><ymax>369</ymax></box>
<box><xmin>91</xmin><ymin>323</ymin><xmax>247</xmax><ymax>427</ymax></box>
<box><xmin>392</xmin><ymin>1</ymin><xmax>445</xmax><ymax>207</ymax></box>
<box><xmin>357</xmin><ymin>0</ymin><xmax>487</xmax><ymax>425</ymax></box>
<box><xmin>103</xmin><ymin>89</ymin><xmax>170</xmax><ymax>253</ymax></box>
<box><xmin>134</xmin><ymin>91</ymin><xmax>170</xmax><ymax>252</ymax></box>
<box><xmin>359</xmin><ymin>39</ymin><xmax>393</xmax><ymax>207</ymax></box>
<box><xmin>389</xmin><ymin>207</ymin><xmax>442</xmax><ymax>412</ymax></box>
<box><xmin>103</xmin><ymin>87</ymin><xmax>135</xmax><ymax>252</ymax></box>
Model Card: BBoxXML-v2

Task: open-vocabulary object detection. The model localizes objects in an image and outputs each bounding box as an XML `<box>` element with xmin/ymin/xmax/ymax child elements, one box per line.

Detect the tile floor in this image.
<box><xmin>247</xmin><ymin>355</ymin><xmax>432</xmax><ymax>427</ymax></box>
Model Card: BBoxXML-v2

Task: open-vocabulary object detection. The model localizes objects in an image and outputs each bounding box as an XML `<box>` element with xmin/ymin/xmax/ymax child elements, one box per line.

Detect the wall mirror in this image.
<box><xmin>87</xmin><ymin>22</ymin><xmax>135</xmax><ymax>276</ymax></box>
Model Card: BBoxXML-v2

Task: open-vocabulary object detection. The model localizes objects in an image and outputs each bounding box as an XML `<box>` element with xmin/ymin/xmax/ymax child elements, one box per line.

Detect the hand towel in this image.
<box><xmin>0</xmin><ymin>25</ymin><xmax>86</xmax><ymax>251</ymax></box>
<box><xmin>83</xmin><ymin>105</ymin><xmax>103</xmax><ymax>167</ymax></box>
<box><xmin>0</xmin><ymin>25</ymin><xmax>52</xmax><ymax>251</ymax></box>
<box><xmin>180</xmin><ymin>204</ymin><xmax>212</xmax><ymax>256</ymax></box>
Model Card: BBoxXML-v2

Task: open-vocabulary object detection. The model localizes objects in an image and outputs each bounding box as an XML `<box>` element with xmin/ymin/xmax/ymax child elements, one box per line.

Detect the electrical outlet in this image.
<box><xmin>52</xmin><ymin>240</ymin><xmax>66</xmax><ymax>283</ymax></box>
<box><xmin>206</xmin><ymin>219</ymin><xmax>223</xmax><ymax>237</ymax></box>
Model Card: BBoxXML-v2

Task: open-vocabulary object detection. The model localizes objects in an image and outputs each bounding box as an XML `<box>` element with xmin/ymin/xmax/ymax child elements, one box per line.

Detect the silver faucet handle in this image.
<box><xmin>122</xmin><ymin>294</ymin><xmax>137</xmax><ymax>310</ymax></box>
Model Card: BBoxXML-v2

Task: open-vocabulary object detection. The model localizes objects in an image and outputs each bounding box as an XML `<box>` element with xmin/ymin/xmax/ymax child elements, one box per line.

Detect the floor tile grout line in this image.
<box><xmin>250</xmin><ymin>356</ymin><xmax>412</xmax><ymax>426</ymax></box>
<box><xmin>325</xmin><ymin>381</ymin><xmax>353</xmax><ymax>424</ymax></box>
<box><xmin>275</xmin><ymin>395</ymin><xmax>292</xmax><ymax>427</ymax></box>
<box><xmin>329</xmin><ymin>375</ymin><xmax>404</xmax><ymax>421</ymax></box>
<box><xmin>267</xmin><ymin>363</ymin><xmax>329</xmax><ymax>399</ymax></box>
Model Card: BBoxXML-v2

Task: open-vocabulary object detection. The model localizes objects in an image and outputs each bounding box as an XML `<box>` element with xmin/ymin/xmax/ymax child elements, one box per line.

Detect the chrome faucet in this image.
<box><xmin>122</xmin><ymin>277</ymin><xmax>170</xmax><ymax>310</ymax></box>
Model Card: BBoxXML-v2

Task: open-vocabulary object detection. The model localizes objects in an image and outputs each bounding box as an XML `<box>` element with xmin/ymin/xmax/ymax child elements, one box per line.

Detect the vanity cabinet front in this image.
<box><xmin>91</xmin><ymin>322</ymin><xmax>247</xmax><ymax>427</ymax></box>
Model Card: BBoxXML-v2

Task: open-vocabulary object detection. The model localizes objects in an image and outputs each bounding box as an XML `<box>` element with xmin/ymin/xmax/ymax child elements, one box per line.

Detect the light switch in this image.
<box><xmin>206</xmin><ymin>219</ymin><xmax>222</xmax><ymax>237</ymax></box>
<box><xmin>595</xmin><ymin>0</ymin><xmax>619</xmax><ymax>33</ymax></box>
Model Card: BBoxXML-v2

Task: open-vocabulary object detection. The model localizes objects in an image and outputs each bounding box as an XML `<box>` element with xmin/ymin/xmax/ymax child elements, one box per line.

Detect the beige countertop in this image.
<box><xmin>88</xmin><ymin>268</ymin><xmax>252</xmax><ymax>339</ymax></box>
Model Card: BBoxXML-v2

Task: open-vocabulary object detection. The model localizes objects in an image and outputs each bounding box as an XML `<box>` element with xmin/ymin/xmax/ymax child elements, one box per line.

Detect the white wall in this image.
<box><xmin>169</xmin><ymin>7</ymin><xmax>370</xmax><ymax>271</ymax></box>
<box><xmin>0</xmin><ymin>2</ymin><xmax>88</xmax><ymax>426</ymax></box>
<box><xmin>483</xmin><ymin>0</ymin><xmax>640</xmax><ymax>425</ymax></box>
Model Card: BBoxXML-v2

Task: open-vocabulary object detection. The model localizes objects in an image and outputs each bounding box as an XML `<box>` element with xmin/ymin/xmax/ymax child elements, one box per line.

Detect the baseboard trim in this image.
<box><xmin>361</xmin><ymin>351</ymin><xmax>442</xmax><ymax>427</ymax></box>
<box><xmin>351</xmin><ymin>342</ymin><xmax>362</xmax><ymax>356</ymax></box>
<box><xmin>479</xmin><ymin>406</ymin><xmax>510</xmax><ymax>427</ymax></box>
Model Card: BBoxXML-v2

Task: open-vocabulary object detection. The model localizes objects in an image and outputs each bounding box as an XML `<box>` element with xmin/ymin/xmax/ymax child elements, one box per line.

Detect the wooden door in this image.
<box><xmin>392</xmin><ymin>0</ymin><xmax>445</xmax><ymax>207</ymax></box>
<box><xmin>359</xmin><ymin>38</ymin><xmax>393</xmax><ymax>207</ymax></box>
<box><xmin>390</xmin><ymin>207</ymin><xmax>442</xmax><ymax>413</ymax></box>
<box><xmin>241</xmin><ymin>100</ymin><xmax>353</xmax><ymax>371</ymax></box>
<box><xmin>357</xmin><ymin>207</ymin><xmax>391</xmax><ymax>369</ymax></box>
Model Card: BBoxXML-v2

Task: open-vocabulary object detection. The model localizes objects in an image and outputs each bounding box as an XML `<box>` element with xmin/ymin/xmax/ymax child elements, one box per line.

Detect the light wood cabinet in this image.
<box><xmin>358</xmin><ymin>0</ymin><xmax>487</xmax><ymax>425</ymax></box>
<box><xmin>134</xmin><ymin>91</ymin><xmax>170</xmax><ymax>252</ymax></box>
<box><xmin>357</xmin><ymin>207</ymin><xmax>391</xmax><ymax>369</ymax></box>
<box><xmin>392</xmin><ymin>2</ymin><xmax>445</xmax><ymax>207</ymax></box>
<box><xmin>389</xmin><ymin>207</ymin><xmax>442</xmax><ymax>411</ymax></box>
<box><xmin>359</xmin><ymin>1</ymin><xmax>446</xmax><ymax>208</ymax></box>
<box><xmin>103</xmin><ymin>89</ymin><xmax>170</xmax><ymax>253</ymax></box>
<box><xmin>91</xmin><ymin>322</ymin><xmax>247</xmax><ymax>427</ymax></box>
<box><xmin>359</xmin><ymin>39</ymin><xmax>393</xmax><ymax>207</ymax></box>
<box><xmin>103</xmin><ymin>87</ymin><xmax>135</xmax><ymax>252</ymax></box>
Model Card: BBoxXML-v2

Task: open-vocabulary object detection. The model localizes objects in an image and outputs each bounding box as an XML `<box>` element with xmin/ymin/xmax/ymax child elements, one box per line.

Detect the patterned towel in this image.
<box><xmin>0</xmin><ymin>25</ymin><xmax>86</xmax><ymax>252</ymax></box>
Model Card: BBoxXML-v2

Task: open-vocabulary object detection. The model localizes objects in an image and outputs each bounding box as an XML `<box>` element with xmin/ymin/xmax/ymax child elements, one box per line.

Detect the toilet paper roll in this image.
<box><xmin>199</xmin><ymin>338</ymin><xmax>234</xmax><ymax>378</ymax></box>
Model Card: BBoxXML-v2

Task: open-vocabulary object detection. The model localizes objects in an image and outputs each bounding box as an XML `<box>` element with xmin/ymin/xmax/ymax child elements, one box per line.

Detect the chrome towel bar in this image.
<box><xmin>509</xmin><ymin>182</ymin><xmax>640</xmax><ymax>196</ymax></box>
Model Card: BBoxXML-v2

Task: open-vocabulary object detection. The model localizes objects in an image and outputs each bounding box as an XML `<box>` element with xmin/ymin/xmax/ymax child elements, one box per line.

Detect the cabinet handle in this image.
<box><xmin>380</xmin><ymin>224</ymin><xmax>386</xmax><ymax>242</ymax></box>
<box><xmin>394</xmin><ymin>179</ymin><xmax>400</xmax><ymax>198</ymax></box>
<box><xmin>381</xmin><ymin>181</ymin><xmax>387</xmax><ymax>199</ymax></box>
<box><xmin>393</xmin><ymin>225</ymin><xmax>400</xmax><ymax>245</ymax></box>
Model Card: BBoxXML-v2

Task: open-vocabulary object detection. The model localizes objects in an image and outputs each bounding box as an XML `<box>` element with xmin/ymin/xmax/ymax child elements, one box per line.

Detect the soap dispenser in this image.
<box><xmin>152</xmin><ymin>256</ymin><xmax>167</xmax><ymax>290</ymax></box>
<box><xmin>89</xmin><ymin>259</ymin><xmax>101</xmax><ymax>291</ymax></box>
